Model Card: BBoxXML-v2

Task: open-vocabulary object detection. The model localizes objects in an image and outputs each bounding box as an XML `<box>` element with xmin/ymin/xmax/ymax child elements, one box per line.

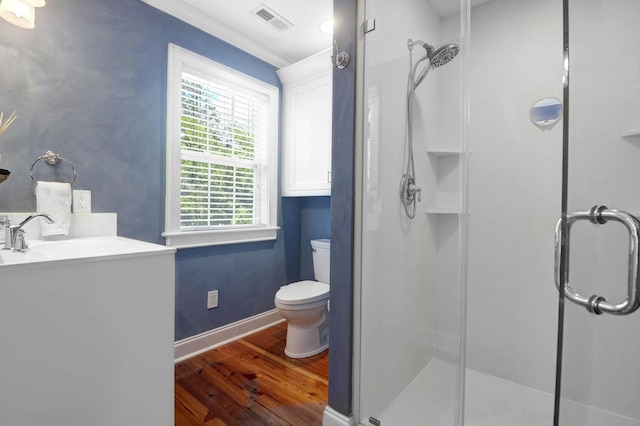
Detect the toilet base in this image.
<box><xmin>285</xmin><ymin>342</ymin><xmax>329</xmax><ymax>359</ymax></box>
<box><xmin>283</xmin><ymin>312</ymin><xmax>329</xmax><ymax>359</ymax></box>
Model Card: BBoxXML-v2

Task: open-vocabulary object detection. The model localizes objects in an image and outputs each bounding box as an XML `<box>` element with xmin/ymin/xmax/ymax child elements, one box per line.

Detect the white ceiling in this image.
<box><xmin>140</xmin><ymin>0</ymin><xmax>494</xmax><ymax>68</ymax></box>
<box><xmin>141</xmin><ymin>0</ymin><xmax>332</xmax><ymax>68</ymax></box>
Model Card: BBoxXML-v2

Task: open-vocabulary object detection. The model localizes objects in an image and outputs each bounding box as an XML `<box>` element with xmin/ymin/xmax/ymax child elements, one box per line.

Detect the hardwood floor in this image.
<box><xmin>175</xmin><ymin>321</ymin><xmax>329</xmax><ymax>425</ymax></box>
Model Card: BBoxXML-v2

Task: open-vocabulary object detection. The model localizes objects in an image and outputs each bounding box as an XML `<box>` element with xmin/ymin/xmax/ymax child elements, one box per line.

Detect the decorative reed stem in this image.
<box><xmin>0</xmin><ymin>111</ymin><xmax>18</xmax><ymax>136</ymax></box>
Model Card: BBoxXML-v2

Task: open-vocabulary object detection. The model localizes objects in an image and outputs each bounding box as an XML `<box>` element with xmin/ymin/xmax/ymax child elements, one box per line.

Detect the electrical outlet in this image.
<box><xmin>207</xmin><ymin>290</ymin><xmax>219</xmax><ymax>309</ymax></box>
<box><xmin>72</xmin><ymin>190</ymin><xmax>91</xmax><ymax>213</ymax></box>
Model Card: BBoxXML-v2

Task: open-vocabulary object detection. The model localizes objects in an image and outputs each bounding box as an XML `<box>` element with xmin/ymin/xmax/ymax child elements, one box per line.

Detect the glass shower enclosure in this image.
<box><xmin>355</xmin><ymin>0</ymin><xmax>640</xmax><ymax>425</ymax></box>
<box><xmin>556</xmin><ymin>0</ymin><xmax>640</xmax><ymax>425</ymax></box>
<box><xmin>357</xmin><ymin>0</ymin><xmax>467</xmax><ymax>424</ymax></box>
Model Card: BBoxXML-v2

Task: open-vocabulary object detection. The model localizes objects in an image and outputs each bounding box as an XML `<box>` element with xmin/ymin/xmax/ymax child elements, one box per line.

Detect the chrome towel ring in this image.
<box><xmin>30</xmin><ymin>150</ymin><xmax>77</xmax><ymax>184</ymax></box>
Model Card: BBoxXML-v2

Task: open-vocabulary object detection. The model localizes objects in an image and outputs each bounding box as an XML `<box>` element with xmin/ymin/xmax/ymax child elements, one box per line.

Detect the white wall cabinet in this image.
<box><xmin>277</xmin><ymin>49</ymin><xmax>332</xmax><ymax>196</ymax></box>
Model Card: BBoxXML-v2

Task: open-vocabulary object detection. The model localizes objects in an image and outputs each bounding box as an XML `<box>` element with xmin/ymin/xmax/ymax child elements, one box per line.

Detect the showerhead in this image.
<box><xmin>408</xmin><ymin>39</ymin><xmax>460</xmax><ymax>88</ymax></box>
<box><xmin>408</xmin><ymin>39</ymin><xmax>460</xmax><ymax>66</ymax></box>
<box><xmin>429</xmin><ymin>43</ymin><xmax>460</xmax><ymax>68</ymax></box>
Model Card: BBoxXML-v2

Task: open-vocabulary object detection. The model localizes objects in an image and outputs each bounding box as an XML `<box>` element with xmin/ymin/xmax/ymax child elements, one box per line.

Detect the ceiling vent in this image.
<box><xmin>251</xmin><ymin>4</ymin><xmax>293</xmax><ymax>31</ymax></box>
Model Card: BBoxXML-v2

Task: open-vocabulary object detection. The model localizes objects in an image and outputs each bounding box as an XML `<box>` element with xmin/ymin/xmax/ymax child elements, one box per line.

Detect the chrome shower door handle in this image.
<box><xmin>555</xmin><ymin>205</ymin><xmax>640</xmax><ymax>315</ymax></box>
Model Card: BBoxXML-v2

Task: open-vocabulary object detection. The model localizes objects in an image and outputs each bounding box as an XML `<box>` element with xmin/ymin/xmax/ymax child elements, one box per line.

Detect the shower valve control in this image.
<box><xmin>410</xmin><ymin>183</ymin><xmax>422</xmax><ymax>202</ymax></box>
<box><xmin>404</xmin><ymin>179</ymin><xmax>422</xmax><ymax>202</ymax></box>
<box><xmin>400</xmin><ymin>174</ymin><xmax>422</xmax><ymax>219</ymax></box>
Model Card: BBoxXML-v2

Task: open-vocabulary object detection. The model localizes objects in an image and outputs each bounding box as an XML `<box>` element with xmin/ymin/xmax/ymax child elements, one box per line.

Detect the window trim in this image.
<box><xmin>163</xmin><ymin>43</ymin><xmax>279</xmax><ymax>248</ymax></box>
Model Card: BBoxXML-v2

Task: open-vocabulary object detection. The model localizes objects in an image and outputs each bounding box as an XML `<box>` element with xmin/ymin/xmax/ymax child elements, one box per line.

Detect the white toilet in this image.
<box><xmin>275</xmin><ymin>239</ymin><xmax>330</xmax><ymax>359</ymax></box>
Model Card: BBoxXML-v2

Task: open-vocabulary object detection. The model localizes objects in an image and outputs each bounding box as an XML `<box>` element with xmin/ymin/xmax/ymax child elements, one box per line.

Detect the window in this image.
<box><xmin>163</xmin><ymin>44</ymin><xmax>279</xmax><ymax>248</ymax></box>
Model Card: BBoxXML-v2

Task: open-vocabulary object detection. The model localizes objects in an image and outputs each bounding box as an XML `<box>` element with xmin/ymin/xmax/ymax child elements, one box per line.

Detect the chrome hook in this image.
<box><xmin>332</xmin><ymin>40</ymin><xmax>350</xmax><ymax>70</ymax></box>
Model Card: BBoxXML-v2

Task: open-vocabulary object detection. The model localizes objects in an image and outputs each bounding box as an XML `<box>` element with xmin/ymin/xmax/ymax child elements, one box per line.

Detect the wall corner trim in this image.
<box><xmin>323</xmin><ymin>406</ymin><xmax>355</xmax><ymax>426</ymax></box>
<box><xmin>174</xmin><ymin>309</ymin><xmax>284</xmax><ymax>362</ymax></box>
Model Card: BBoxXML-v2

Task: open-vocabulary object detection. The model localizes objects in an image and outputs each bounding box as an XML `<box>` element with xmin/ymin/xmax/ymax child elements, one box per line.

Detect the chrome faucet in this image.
<box><xmin>8</xmin><ymin>213</ymin><xmax>55</xmax><ymax>252</ymax></box>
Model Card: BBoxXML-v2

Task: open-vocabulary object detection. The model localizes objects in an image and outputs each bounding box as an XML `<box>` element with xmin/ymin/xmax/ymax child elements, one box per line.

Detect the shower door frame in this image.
<box><xmin>553</xmin><ymin>0</ymin><xmax>570</xmax><ymax>424</ymax></box>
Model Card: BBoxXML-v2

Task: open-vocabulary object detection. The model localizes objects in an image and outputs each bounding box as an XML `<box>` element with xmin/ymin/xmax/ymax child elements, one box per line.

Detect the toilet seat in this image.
<box><xmin>275</xmin><ymin>281</ymin><xmax>329</xmax><ymax>306</ymax></box>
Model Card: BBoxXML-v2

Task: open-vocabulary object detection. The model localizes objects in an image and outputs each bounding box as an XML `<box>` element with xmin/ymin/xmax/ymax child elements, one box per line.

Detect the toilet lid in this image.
<box><xmin>275</xmin><ymin>281</ymin><xmax>330</xmax><ymax>305</ymax></box>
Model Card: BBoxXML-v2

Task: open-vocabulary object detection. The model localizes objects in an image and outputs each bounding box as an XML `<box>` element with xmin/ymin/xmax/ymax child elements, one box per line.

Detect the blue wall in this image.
<box><xmin>300</xmin><ymin>196</ymin><xmax>331</xmax><ymax>280</ymax></box>
<box><xmin>329</xmin><ymin>0</ymin><xmax>356</xmax><ymax>418</ymax></box>
<box><xmin>0</xmin><ymin>0</ymin><xmax>330</xmax><ymax>341</ymax></box>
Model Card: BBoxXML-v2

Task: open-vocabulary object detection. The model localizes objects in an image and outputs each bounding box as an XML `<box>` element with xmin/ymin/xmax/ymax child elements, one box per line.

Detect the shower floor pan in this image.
<box><xmin>372</xmin><ymin>358</ymin><xmax>639</xmax><ymax>426</ymax></box>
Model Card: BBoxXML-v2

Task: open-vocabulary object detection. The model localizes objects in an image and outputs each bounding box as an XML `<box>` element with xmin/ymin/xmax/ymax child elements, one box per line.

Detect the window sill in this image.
<box><xmin>162</xmin><ymin>226</ymin><xmax>280</xmax><ymax>249</ymax></box>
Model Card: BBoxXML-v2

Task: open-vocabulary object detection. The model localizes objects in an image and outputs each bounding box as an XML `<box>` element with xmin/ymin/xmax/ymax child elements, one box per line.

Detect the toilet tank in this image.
<box><xmin>311</xmin><ymin>239</ymin><xmax>330</xmax><ymax>284</ymax></box>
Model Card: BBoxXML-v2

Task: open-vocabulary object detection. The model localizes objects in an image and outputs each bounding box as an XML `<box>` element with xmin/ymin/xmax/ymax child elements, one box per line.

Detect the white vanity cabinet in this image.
<box><xmin>0</xmin><ymin>217</ymin><xmax>176</xmax><ymax>426</ymax></box>
<box><xmin>277</xmin><ymin>49</ymin><xmax>332</xmax><ymax>196</ymax></box>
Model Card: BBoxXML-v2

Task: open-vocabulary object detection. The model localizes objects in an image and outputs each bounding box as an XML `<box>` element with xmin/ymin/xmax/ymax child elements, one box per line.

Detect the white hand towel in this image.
<box><xmin>36</xmin><ymin>181</ymin><xmax>72</xmax><ymax>237</ymax></box>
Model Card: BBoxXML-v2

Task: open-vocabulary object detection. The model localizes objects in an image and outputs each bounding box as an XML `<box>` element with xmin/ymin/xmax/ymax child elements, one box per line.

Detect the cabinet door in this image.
<box><xmin>282</xmin><ymin>72</ymin><xmax>332</xmax><ymax>196</ymax></box>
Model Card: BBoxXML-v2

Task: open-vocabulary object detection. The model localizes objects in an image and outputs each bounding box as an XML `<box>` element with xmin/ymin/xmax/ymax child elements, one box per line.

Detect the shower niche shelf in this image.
<box><xmin>426</xmin><ymin>207</ymin><xmax>461</xmax><ymax>215</ymax></box>
<box><xmin>425</xmin><ymin>194</ymin><xmax>462</xmax><ymax>214</ymax></box>
<box><xmin>426</xmin><ymin>148</ymin><xmax>462</xmax><ymax>156</ymax></box>
<box><xmin>425</xmin><ymin>149</ymin><xmax>462</xmax><ymax>215</ymax></box>
<box><xmin>621</xmin><ymin>129</ymin><xmax>640</xmax><ymax>138</ymax></box>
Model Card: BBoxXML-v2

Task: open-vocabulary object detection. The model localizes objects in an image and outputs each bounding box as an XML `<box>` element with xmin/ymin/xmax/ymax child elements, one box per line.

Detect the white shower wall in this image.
<box><xmin>462</xmin><ymin>0</ymin><xmax>563</xmax><ymax>395</ymax></box>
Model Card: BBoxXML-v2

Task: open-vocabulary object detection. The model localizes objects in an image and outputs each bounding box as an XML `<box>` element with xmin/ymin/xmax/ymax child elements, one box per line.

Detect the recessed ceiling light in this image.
<box><xmin>320</xmin><ymin>19</ymin><xmax>333</xmax><ymax>35</ymax></box>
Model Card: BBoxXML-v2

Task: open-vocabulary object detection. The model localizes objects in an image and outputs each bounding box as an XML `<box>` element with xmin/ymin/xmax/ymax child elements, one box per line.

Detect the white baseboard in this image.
<box><xmin>174</xmin><ymin>309</ymin><xmax>284</xmax><ymax>362</ymax></box>
<box><xmin>323</xmin><ymin>406</ymin><xmax>355</xmax><ymax>426</ymax></box>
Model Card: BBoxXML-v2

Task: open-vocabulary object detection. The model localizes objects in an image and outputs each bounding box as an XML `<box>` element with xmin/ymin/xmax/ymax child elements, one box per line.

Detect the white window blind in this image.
<box><xmin>164</xmin><ymin>44</ymin><xmax>279</xmax><ymax>248</ymax></box>
<box><xmin>179</xmin><ymin>73</ymin><xmax>268</xmax><ymax>229</ymax></box>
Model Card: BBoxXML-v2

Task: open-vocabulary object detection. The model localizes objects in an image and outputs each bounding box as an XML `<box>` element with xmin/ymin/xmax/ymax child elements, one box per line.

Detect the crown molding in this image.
<box><xmin>140</xmin><ymin>0</ymin><xmax>293</xmax><ymax>68</ymax></box>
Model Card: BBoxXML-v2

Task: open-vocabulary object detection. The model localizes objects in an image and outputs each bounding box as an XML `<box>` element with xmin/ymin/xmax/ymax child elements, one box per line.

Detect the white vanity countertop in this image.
<box><xmin>0</xmin><ymin>236</ymin><xmax>175</xmax><ymax>269</ymax></box>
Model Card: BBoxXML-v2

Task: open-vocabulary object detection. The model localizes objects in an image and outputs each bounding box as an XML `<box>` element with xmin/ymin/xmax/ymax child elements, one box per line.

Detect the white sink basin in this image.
<box><xmin>0</xmin><ymin>236</ymin><xmax>173</xmax><ymax>267</ymax></box>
